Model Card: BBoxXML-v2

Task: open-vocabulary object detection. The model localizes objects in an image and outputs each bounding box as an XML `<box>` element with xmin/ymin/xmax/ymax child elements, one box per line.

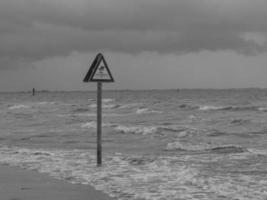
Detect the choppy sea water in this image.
<box><xmin>1</xmin><ymin>89</ymin><xmax>267</xmax><ymax>200</ymax></box>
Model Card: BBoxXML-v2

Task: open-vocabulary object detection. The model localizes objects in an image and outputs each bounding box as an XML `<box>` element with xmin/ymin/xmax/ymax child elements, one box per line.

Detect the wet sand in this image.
<box><xmin>0</xmin><ymin>165</ymin><xmax>116</xmax><ymax>200</ymax></box>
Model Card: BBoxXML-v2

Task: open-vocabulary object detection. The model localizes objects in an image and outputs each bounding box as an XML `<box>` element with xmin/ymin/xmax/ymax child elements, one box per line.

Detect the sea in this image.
<box><xmin>0</xmin><ymin>89</ymin><xmax>267</xmax><ymax>200</ymax></box>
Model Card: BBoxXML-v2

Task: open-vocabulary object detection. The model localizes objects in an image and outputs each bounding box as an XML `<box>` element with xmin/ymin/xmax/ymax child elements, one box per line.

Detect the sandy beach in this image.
<box><xmin>0</xmin><ymin>164</ymin><xmax>116</xmax><ymax>200</ymax></box>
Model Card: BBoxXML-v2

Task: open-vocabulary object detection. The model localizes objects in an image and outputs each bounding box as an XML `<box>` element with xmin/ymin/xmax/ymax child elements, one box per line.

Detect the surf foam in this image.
<box><xmin>8</xmin><ymin>104</ymin><xmax>31</xmax><ymax>110</ymax></box>
<box><xmin>0</xmin><ymin>146</ymin><xmax>199</xmax><ymax>200</ymax></box>
<box><xmin>114</xmin><ymin>125</ymin><xmax>158</xmax><ymax>135</ymax></box>
<box><xmin>136</xmin><ymin>108</ymin><xmax>162</xmax><ymax>114</ymax></box>
<box><xmin>166</xmin><ymin>141</ymin><xmax>247</xmax><ymax>153</ymax></box>
<box><xmin>0</xmin><ymin>146</ymin><xmax>265</xmax><ymax>200</ymax></box>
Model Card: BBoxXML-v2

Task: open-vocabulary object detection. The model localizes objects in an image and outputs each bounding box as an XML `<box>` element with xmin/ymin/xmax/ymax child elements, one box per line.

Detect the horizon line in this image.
<box><xmin>1</xmin><ymin>87</ymin><xmax>267</xmax><ymax>93</ymax></box>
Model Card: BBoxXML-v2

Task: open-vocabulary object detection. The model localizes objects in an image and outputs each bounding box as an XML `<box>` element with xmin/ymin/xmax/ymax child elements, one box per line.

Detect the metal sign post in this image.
<box><xmin>96</xmin><ymin>82</ymin><xmax>102</xmax><ymax>166</ymax></box>
<box><xmin>83</xmin><ymin>53</ymin><xmax>114</xmax><ymax>166</ymax></box>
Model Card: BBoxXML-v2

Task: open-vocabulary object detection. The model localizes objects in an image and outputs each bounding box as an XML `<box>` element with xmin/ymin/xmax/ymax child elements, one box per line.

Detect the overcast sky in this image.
<box><xmin>1</xmin><ymin>0</ymin><xmax>267</xmax><ymax>91</ymax></box>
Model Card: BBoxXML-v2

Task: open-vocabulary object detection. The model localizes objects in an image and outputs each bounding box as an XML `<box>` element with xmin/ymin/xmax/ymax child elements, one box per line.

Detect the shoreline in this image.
<box><xmin>0</xmin><ymin>164</ymin><xmax>116</xmax><ymax>200</ymax></box>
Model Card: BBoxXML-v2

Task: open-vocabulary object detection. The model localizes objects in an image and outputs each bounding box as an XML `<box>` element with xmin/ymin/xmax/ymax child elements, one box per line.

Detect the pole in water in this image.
<box><xmin>32</xmin><ymin>88</ymin><xmax>35</xmax><ymax>96</ymax></box>
<box><xmin>83</xmin><ymin>53</ymin><xmax>114</xmax><ymax>166</ymax></box>
<box><xmin>97</xmin><ymin>82</ymin><xmax>102</xmax><ymax>166</ymax></box>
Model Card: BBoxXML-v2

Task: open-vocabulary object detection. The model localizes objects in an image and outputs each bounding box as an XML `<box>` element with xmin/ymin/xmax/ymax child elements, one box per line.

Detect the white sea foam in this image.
<box><xmin>166</xmin><ymin>141</ymin><xmax>246</xmax><ymax>153</ymax></box>
<box><xmin>57</xmin><ymin>113</ymin><xmax>96</xmax><ymax>117</ymax></box>
<box><xmin>136</xmin><ymin>108</ymin><xmax>162</xmax><ymax>114</ymax></box>
<box><xmin>166</xmin><ymin>141</ymin><xmax>210</xmax><ymax>151</ymax></box>
<box><xmin>9</xmin><ymin>104</ymin><xmax>31</xmax><ymax>109</ymax></box>
<box><xmin>114</xmin><ymin>125</ymin><xmax>158</xmax><ymax>135</ymax></box>
<box><xmin>81</xmin><ymin>121</ymin><xmax>97</xmax><ymax>129</ymax></box>
<box><xmin>37</xmin><ymin>101</ymin><xmax>55</xmax><ymax>105</ymax></box>
<box><xmin>199</xmin><ymin>105</ymin><xmax>260</xmax><ymax>112</ymax></box>
<box><xmin>0</xmin><ymin>146</ymin><xmax>266</xmax><ymax>200</ymax></box>
<box><xmin>81</xmin><ymin>121</ymin><xmax>115</xmax><ymax>129</ymax></box>
<box><xmin>248</xmin><ymin>148</ymin><xmax>267</xmax><ymax>155</ymax></box>
<box><xmin>89</xmin><ymin>103</ymin><xmax>119</xmax><ymax>109</ymax></box>
<box><xmin>199</xmin><ymin>105</ymin><xmax>226</xmax><ymax>111</ymax></box>
<box><xmin>103</xmin><ymin>98</ymin><xmax>115</xmax><ymax>103</ymax></box>
<box><xmin>158</xmin><ymin>126</ymin><xmax>206</xmax><ymax>138</ymax></box>
<box><xmin>258</xmin><ymin>107</ymin><xmax>267</xmax><ymax>111</ymax></box>
<box><xmin>204</xmin><ymin>175</ymin><xmax>267</xmax><ymax>200</ymax></box>
<box><xmin>59</xmin><ymin>112</ymin><xmax>124</xmax><ymax>118</ymax></box>
<box><xmin>0</xmin><ymin>147</ymin><xmax>199</xmax><ymax>200</ymax></box>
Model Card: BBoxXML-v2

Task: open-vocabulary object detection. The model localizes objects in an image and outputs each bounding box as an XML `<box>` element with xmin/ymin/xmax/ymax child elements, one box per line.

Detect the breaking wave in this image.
<box><xmin>81</xmin><ymin>121</ymin><xmax>116</xmax><ymax>129</ymax></box>
<box><xmin>102</xmin><ymin>98</ymin><xmax>115</xmax><ymax>103</ymax></box>
<box><xmin>258</xmin><ymin>107</ymin><xmax>267</xmax><ymax>111</ymax></box>
<box><xmin>88</xmin><ymin>103</ymin><xmax>120</xmax><ymax>109</ymax></box>
<box><xmin>114</xmin><ymin>125</ymin><xmax>158</xmax><ymax>135</ymax></box>
<box><xmin>8</xmin><ymin>104</ymin><xmax>31</xmax><ymax>110</ymax></box>
<box><xmin>0</xmin><ymin>145</ymin><xmax>265</xmax><ymax>200</ymax></box>
<box><xmin>111</xmin><ymin>124</ymin><xmax>204</xmax><ymax>137</ymax></box>
<box><xmin>198</xmin><ymin>105</ymin><xmax>266</xmax><ymax>112</ymax></box>
<box><xmin>160</xmin><ymin>126</ymin><xmax>205</xmax><ymax>137</ymax></box>
<box><xmin>0</xmin><ymin>146</ymin><xmax>199</xmax><ymax>200</ymax></box>
<box><xmin>136</xmin><ymin>108</ymin><xmax>162</xmax><ymax>114</ymax></box>
<box><xmin>166</xmin><ymin>142</ymin><xmax>247</xmax><ymax>153</ymax></box>
<box><xmin>179</xmin><ymin>104</ymin><xmax>265</xmax><ymax>112</ymax></box>
<box><xmin>199</xmin><ymin>105</ymin><xmax>232</xmax><ymax>111</ymax></box>
<box><xmin>37</xmin><ymin>101</ymin><xmax>56</xmax><ymax>105</ymax></box>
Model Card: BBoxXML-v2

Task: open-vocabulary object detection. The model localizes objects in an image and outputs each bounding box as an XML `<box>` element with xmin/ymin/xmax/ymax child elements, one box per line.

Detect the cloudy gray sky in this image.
<box><xmin>1</xmin><ymin>0</ymin><xmax>267</xmax><ymax>91</ymax></box>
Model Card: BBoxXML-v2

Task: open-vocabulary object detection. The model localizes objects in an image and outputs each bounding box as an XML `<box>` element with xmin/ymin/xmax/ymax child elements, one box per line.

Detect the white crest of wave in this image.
<box><xmin>81</xmin><ymin>121</ymin><xmax>113</xmax><ymax>129</ymax></box>
<box><xmin>166</xmin><ymin>141</ymin><xmax>210</xmax><ymax>151</ymax></box>
<box><xmin>37</xmin><ymin>102</ymin><xmax>55</xmax><ymax>105</ymax></box>
<box><xmin>115</xmin><ymin>125</ymin><xmax>158</xmax><ymax>135</ymax></box>
<box><xmin>102</xmin><ymin>98</ymin><xmax>115</xmax><ymax>103</ymax></box>
<box><xmin>89</xmin><ymin>103</ymin><xmax>118</xmax><ymax>109</ymax></box>
<box><xmin>199</xmin><ymin>105</ymin><xmax>225</xmax><ymax>111</ymax></box>
<box><xmin>248</xmin><ymin>148</ymin><xmax>267</xmax><ymax>155</ymax></box>
<box><xmin>65</xmin><ymin>113</ymin><xmax>123</xmax><ymax>117</ymax></box>
<box><xmin>9</xmin><ymin>104</ymin><xmax>31</xmax><ymax>109</ymax></box>
<box><xmin>166</xmin><ymin>141</ymin><xmax>246</xmax><ymax>154</ymax></box>
<box><xmin>258</xmin><ymin>107</ymin><xmax>267</xmax><ymax>111</ymax></box>
<box><xmin>136</xmin><ymin>108</ymin><xmax>162</xmax><ymax>114</ymax></box>
<box><xmin>81</xmin><ymin>121</ymin><xmax>97</xmax><ymax>129</ymax></box>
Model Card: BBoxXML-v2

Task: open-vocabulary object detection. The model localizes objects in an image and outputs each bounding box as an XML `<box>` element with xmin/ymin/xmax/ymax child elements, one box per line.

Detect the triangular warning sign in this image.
<box><xmin>83</xmin><ymin>53</ymin><xmax>114</xmax><ymax>82</ymax></box>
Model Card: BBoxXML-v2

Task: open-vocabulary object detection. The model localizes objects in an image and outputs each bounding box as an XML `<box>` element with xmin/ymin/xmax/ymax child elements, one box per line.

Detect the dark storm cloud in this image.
<box><xmin>0</xmin><ymin>0</ymin><xmax>267</xmax><ymax>65</ymax></box>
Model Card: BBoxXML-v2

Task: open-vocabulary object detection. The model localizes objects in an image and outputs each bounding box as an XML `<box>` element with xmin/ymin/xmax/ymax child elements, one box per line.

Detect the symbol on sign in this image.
<box><xmin>99</xmin><ymin>66</ymin><xmax>105</xmax><ymax>72</ymax></box>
